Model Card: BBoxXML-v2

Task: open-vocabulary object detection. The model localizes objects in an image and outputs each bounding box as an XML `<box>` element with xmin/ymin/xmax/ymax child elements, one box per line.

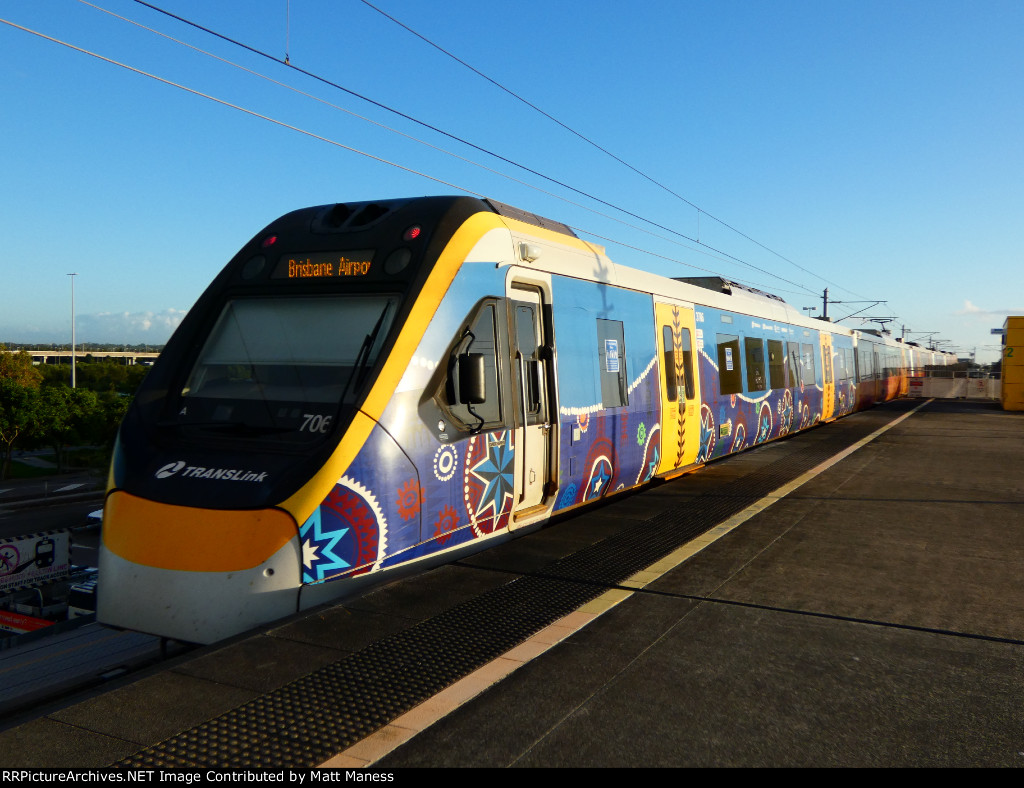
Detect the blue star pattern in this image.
<box><xmin>300</xmin><ymin>506</ymin><xmax>350</xmax><ymax>584</ymax></box>
<box><xmin>755</xmin><ymin>402</ymin><xmax>773</xmax><ymax>444</ymax></box>
<box><xmin>642</xmin><ymin>444</ymin><xmax>660</xmax><ymax>482</ymax></box>
<box><xmin>584</xmin><ymin>456</ymin><xmax>613</xmax><ymax>501</ymax></box>
<box><xmin>636</xmin><ymin>423</ymin><xmax>661</xmax><ymax>484</ymax></box>
<box><xmin>697</xmin><ymin>404</ymin><xmax>715</xmax><ymax>463</ymax></box>
<box><xmin>469</xmin><ymin>431</ymin><xmax>516</xmax><ymax>521</ymax></box>
<box><xmin>731</xmin><ymin>422</ymin><xmax>747</xmax><ymax>453</ymax></box>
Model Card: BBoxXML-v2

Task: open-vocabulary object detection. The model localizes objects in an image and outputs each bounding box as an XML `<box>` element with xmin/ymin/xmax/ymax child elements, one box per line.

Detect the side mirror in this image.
<box><xmin>458</xmin><ymin>353</ymin><xmax>486</xmax><ymax>404</ymax></box>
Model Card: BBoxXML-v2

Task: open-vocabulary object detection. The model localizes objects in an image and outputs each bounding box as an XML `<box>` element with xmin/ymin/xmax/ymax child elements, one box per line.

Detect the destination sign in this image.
<box><xmin>271</xmin><ymin>250</ymin><xmax>374</xmax><ymax>280</ymax></box>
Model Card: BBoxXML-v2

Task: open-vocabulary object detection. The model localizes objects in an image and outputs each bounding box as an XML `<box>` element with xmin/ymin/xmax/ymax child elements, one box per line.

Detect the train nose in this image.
<box><xmin>97</xmin><ymin>491</ymin><xmax>302</xmax><ymax>644</ymax></box>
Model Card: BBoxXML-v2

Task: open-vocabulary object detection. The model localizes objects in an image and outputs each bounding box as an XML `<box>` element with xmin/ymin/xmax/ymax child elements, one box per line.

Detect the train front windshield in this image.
<box><xmin>176</xmin><ymin>294</ymin><xmax>400</xmax><ymax>443</ymax></box>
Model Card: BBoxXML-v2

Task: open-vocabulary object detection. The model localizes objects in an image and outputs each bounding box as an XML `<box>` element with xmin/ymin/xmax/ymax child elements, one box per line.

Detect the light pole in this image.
<box><xmin>68</xmin><ymin>273</ymin><xmax>77</xmax><ymax>388</ymax></box>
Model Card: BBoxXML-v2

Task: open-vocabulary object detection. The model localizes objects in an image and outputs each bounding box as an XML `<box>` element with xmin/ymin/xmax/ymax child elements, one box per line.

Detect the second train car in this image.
<box><xmin>97</xmin><ymin>196</ymin><xmax>953</xmax><ymax>642</ymax></box>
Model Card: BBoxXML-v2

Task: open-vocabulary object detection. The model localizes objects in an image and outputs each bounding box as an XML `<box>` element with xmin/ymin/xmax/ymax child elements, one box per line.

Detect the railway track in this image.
<box><xmin>0</xmin><ymin>618</ymin><xmax>193</xmax><ymax>729</ymax></box>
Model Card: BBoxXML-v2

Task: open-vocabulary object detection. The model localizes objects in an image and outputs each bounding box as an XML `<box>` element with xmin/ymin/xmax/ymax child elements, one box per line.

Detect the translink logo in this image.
<box><xmin>154</xmin><ymin>460</ymin><xmax>268</xmax><ymax>482</ymax></box>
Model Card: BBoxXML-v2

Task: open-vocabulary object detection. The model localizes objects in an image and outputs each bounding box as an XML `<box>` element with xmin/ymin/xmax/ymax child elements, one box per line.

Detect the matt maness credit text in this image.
<box><xmin>2</xmin><ymin>773</ymin><xmax>395</xmax><ymax>783</ymax></box>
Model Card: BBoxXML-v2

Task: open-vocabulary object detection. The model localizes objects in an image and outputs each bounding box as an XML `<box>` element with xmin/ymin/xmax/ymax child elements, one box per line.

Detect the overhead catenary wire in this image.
<box><xmin>122</xmin><ymin>0</ymin><xmax>826</xmax><ymax>298</ymax></box>
<box><xmin>357</xmin><ymin>0</ymin><xmax>869</xmax><ymax>301</ymax></box>
<box><xmin>9</xmin><ymin>3</ymin><xmax>884</xmax><ymax>309</ymax></box>
<box><xmin>69</xmin><ymin>0</ymin><xmax>798</xmax><ymax>288</ymax></box>
<box><xmin>1</xmin><ymin>15</ymin><xmax>781</xmax><ymax>291</ymax></box>
<box><xmin>0</xmin><ymin>18</ymin><xmax>474</xmax><ymax>197</ymax></box>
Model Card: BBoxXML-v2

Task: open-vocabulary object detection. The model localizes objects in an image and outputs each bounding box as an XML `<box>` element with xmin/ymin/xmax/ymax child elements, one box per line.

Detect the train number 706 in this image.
<box><xmin>301</xmin><ymin>413</ymin><xmax>333</xmax><ymax>434</ymax></box>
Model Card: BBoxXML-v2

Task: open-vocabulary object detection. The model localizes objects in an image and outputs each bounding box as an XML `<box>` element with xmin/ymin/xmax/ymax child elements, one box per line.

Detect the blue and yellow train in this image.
<box><xmin>97</xmin><ymin>196</ymin><xmax>955</xmax><ymax>643</ymax></box>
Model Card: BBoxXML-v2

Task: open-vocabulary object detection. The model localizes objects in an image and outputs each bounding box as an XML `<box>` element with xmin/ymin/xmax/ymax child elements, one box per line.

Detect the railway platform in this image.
<box><xmin>1</xmin><ymin>398</ymin><xmax>1022</xmax><ymax>767</ymax></box>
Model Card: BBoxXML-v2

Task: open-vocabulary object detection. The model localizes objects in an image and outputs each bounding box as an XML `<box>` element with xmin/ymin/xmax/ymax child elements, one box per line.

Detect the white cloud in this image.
<box><xmin>956</xmin><ymin>300</ymin><xmax>984</xmax><ymax>315</ymax></box>
<box><xmin>954</xmin><ymin>300</ymin><xmax>1022</xmax><ymax>319</ymax></box>
<box><xmin>0</xmin><ymin>309</ymin><xmax>187</xmax><ymax>345</ymax></box>
<box><xmin>77</xmin><ymin>309</ymin><xmax>187</xmax><ymax>343</ymax></box>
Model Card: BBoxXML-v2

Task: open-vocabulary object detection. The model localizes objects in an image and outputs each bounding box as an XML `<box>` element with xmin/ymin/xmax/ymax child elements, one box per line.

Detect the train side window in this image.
<box><xmin>834</xmin><ymin>347</ymin><xmax>847</xmax><ymax>384</ymax></box>
<box><xmin>680</xmin><ymin>327</ymin><xmax>695</xmax><ymax>400</ymax></box>
<box><xmin>515</xmin><ymin>304</ymin><xmax>542</xmax><ymax>418</ymax></box>
<box><xmin>598</xmin><ymin>319</ymin><xmax>628</xmax><ymax>408</ymax></box>
<box><xmin>663</xmin><ymin>325</ymin><xmax>696</xmax><ymax>401</ymax></box>
<box><xmin>767</xmin><ymin>340</ymin><xmax>785</xmax><ymax>389</ymax></box>
<box><xmin>744</xmin><ymin>337</ymin><xmax>767</xmax><ymax>392</ymax></box>
<box><xmin>858</xmin><ymin>346</ymin><xmax>873</xmax><ymax>382</ymax></box>
<box><xmin>662</xmin><ymin>326</ymin><xmax>678</xmax><ymax>402</ymax></box>
<box><xmin>717</xmin><ymin>333</ymin><xmax>743</xmax><ymax>395</ymax></box>
<box><xmin>447</xmin><ymin>303</ymin><xmax>502</xmax><ymax>427</ymax></box>
<box><xmin>787</xmin><ymin>342</ymin><xmax>802</xmax><ymax>387</ymax></box>
<box><xmin>801</xmin><ymin>343</ymin><xmax>816</xmax><ymax>385</ymax></box>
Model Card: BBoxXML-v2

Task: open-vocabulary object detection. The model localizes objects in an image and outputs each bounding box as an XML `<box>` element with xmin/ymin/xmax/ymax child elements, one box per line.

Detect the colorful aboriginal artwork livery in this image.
<box><xmin>99</xmin><ymin>196</ymin><xmax>956</xmax><ymax>644</ymax></box>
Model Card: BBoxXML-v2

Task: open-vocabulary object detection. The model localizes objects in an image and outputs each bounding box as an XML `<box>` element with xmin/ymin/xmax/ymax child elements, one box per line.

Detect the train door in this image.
<box><xmin>821</xmin><ymin>333</ymin><xmax>836</xmax><ymax>422</ymax></box>
<box><xmin>508</xmin><ymin>283</ymin><xmax>553</xmax><ymax>520</ymax></box>
<box><xmin>654</xmin><ymin>299</ymin><xmax>702</xmax><ymax>476</ymax></box>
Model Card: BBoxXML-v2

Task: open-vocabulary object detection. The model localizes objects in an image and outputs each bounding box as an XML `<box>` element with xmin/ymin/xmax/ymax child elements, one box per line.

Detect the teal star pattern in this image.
<box><xmin>300</xmin><ymin>506</ymin><xmax>351</xmax><ymax>583</ymax></box>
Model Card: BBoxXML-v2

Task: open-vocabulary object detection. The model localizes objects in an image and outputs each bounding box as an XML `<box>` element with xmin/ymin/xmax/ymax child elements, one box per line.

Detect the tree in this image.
<box><xmin>0</xmin><ymin>379</ymin><xmax>40</xmax><ymax>479</ymax></box>
<box><xmin>0</xmin><ymin>351</ymin><xmax>144</xmax><ymax>477</ymax></box>
<box><xmin>34</xmin><ymin>386</ymin><xmax>100</xmax><ymax>472</ymax></box>
<box><xmin>0</xmin><ymin>349</ymin><xmax>42</xmax><ymax>388</ymax></box>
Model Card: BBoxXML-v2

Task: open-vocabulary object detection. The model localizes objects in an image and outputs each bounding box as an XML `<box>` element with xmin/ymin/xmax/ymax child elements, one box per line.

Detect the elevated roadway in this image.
<box><xmin>1</xmin><ymin>349</ymin><xmax>159</xmax><ymax>365</ymax></box>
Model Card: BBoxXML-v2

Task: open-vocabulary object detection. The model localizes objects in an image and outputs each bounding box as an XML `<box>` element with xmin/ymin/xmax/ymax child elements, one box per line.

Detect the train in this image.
<box><xmin>97</xmin><ymin>196</ymin><xmax>956</xmax><ymax>643</ymax></box>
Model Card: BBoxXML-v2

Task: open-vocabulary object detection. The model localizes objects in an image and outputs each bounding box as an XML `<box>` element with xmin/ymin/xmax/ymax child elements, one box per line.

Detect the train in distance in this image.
<box><xmin>96</xmin><ymin>196</ymin><xmax>956</xmax><ymax>643</ymax></box>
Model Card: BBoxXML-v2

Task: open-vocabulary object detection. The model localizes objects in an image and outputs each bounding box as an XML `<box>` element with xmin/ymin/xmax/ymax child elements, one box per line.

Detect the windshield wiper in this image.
<box><xmin>340</xmin><ymin>304</ymin><xmax>392</xmax><ymax>403</ymax></box>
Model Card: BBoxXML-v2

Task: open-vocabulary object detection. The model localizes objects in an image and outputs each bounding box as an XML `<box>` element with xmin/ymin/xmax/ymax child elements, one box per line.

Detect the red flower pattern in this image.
<box><xmin>395</xmin><ymin>478</ymin><xmax>424</xmax><ymax>521</ymax></box>
<box><xmin>434</xmin><ymin>505</ymin><xmax>459</xmax><ymax>545</ymax></box>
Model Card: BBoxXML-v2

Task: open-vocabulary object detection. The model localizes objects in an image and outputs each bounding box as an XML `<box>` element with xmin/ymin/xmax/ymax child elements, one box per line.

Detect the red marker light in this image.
<box><xmin>261</xmin><ymin>235</ymin><xmax>278</xmax><ymax>248</ymax></box>
<box><xmin>403</xmin><ymin>226</ymin><xmax>421</xmax><ymax>242</ymax></box>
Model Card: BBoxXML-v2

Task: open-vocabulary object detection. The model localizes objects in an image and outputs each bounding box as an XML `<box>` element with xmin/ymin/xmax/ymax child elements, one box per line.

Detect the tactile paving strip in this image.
<box><xmin>116</xmin><ymin>404</ymin><xmax>915</xmax><ymax>767</ymax></box>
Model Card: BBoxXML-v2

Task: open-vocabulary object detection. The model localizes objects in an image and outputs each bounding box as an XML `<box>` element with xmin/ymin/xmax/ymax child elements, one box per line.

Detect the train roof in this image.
<box><xmin>476</xmin><ymin>199</ymin><xmax>953</xmax><ymax>360</ymax></box>
<box><xmin>285</xmin><ymin>196</ymin><xmax>956</xmax><ymax>362</ymax></box>
<box><xmin>673</xmin><ymin>276</ymin><xmax>789</xmax><ymax>305</ymax></box>
<box><xmin>478</xmin><ymin>205</ymin><xmax>843</xmax><ymax>337</ymax></box>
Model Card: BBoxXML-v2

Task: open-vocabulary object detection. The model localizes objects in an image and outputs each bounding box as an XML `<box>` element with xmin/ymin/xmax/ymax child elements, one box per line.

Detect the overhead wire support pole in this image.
<box><xmin>68</xmin><ymin>273</ymin><xmax>77</xmax><ymax>389</ymax></box>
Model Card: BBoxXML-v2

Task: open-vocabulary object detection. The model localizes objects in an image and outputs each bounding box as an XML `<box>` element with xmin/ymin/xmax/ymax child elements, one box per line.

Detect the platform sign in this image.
<box><xmin>0</xmin><ymin>531</ymin><xmax>70</xmax><ymax>593</ymax></box>
<box><xmin>0</xmin><ymin>609</ymin><xmax>54</xmax><ymax>634</ymax></box>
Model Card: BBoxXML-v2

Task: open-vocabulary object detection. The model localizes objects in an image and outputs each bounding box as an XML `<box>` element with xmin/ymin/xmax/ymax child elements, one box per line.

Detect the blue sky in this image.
<box><xmin>2</xmin><ymin>0</ymin><xmax>1022</xmax><ymax>361</ymax></box>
